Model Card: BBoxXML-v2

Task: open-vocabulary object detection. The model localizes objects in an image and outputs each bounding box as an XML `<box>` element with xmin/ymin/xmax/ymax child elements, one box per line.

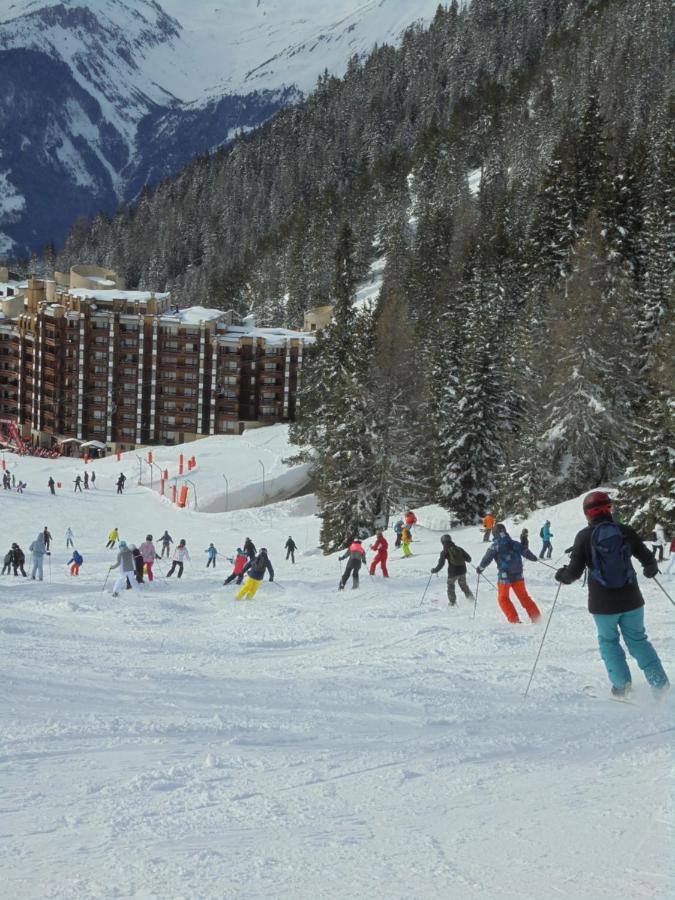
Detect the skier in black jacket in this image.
<box><xmin>555</xmin><ymin>490</ymin><xmax>668</xmax><ymax>698</ymax></box>
<box><xmin>11</xmin><ymin>543</ymin><xmax>27</xmax><ymax>577</ymax></box>
<box><xmin>243</xmin><ymin>537</ymin><xmax>256</xmax><ymax>561</ymax></box>
<box><xmin>235</xmin><ymin>549</ymin><xmax>274</xmax><ymax>600</ymax></box>
<box><xmin>430</xmin><ymin>535</ymin><xmax>474</xmax><ymax>606</ymax></box>
<box><xmin>285</xmin><ymin>536</ymin><xmax>297</xmax><ymax>563</ymax></box>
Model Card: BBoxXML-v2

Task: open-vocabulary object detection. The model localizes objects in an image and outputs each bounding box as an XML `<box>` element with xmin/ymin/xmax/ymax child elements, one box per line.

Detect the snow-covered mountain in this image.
<box><xmin>0</xmin><ymin>0</ymin><xmax>446</xmax><ymax>256</ymax></box>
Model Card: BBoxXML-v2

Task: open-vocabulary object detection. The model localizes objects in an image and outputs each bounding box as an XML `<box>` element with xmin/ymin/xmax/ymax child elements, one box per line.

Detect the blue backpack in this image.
<box><xmin>589</xmin><ymin>523</ymin><xmax>636</xmax><ymax>589</ymax></box>
<box><xmin>496</xmin><ymin>537</ymin><xmax>522</xmax><ymax>578</ymax></box>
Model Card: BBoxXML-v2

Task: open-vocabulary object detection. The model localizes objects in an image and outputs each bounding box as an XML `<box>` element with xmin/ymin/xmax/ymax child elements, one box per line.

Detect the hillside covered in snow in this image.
<box><xmin>1</xmin><ymin>425</ymin><xmax>673</xmax><ymax>897</ymax></box>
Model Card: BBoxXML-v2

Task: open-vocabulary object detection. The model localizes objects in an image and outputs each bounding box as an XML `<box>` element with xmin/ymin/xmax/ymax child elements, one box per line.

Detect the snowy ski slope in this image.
<box><xmin>1</xmin><ymin>426</ymin><xmax>673</xmax><ymax>899</ymax></box>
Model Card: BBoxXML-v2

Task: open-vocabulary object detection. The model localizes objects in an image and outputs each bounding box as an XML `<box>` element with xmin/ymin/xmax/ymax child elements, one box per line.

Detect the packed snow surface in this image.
<box><xmin>1</xmin><ymin>425</ymin><xmax>673</xmax><ymax>898</ymax></box>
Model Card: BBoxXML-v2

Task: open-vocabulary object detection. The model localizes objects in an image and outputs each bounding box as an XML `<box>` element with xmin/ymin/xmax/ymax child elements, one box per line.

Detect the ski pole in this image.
<box><xmin>524</xmin><ymin>581</ymin><xmax>563</xmax><ymax>698</ymax></box>
<box><xmin>537</xmin><ymin>559</ymin><xmax>558</xmax><ymax>572</ymax></box>
<box><xmin>653</xmin><ymin>576</ymin><xmax>675</xmax><ymax>608</ymax></box>
<box><xmin>271</xmin><ymin>581</ymin><xmax>285</xmax><ymax>591</ymax></box>
<box><xmin>48</xmin><ymin>554</ymin><xmax>52</xmax><ymax>583</ymax></box>
<box><xmin>100</xmin><ymin>567</ymin><xmax>112</xmax><ymax>594</ymax></box>
<box><xmin>473</xmin><ymin>570</ymin><xmax>480</xmax><ymax>619</ymax></box>
<box><xmin>474</xmin><ymin>567</ymin><xmax>497</xmax><ymax>591</ymax></box>
<box><xmin>418</xmin><ymin>573</ymin><xmax>434</xmax><ymax>607</ymax></box>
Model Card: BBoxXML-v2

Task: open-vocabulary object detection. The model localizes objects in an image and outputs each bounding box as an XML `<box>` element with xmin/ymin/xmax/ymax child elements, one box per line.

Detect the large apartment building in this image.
<box><xmin>0</xmin><ymin>267</ymin><xmax>311</xmax><ymax>451</ymax></box>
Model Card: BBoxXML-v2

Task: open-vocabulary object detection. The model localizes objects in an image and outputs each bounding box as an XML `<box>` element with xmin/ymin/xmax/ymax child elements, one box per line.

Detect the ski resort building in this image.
<box><xmin>0</xmin><ymin>268</ymin><xmax>310</xmax><ymax>452</ymax></box>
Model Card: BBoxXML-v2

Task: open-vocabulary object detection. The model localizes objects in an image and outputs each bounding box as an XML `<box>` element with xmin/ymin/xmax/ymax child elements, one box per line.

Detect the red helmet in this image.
<box><xmin>583</xmin><ymin>490</ymin><xmax>612</xmax><ymax>518</ymax></box>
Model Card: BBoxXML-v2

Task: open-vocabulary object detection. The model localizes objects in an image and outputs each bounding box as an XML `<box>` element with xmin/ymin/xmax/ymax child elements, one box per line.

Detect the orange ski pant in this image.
<box><xmin>497</xmin><ymin>580</ymin><xmax>541</xmax><ymax>623</ymax></box>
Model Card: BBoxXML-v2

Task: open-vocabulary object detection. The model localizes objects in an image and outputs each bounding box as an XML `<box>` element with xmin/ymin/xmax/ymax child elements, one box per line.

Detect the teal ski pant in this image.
<box><xmin>592</xmin><ymin>607</ymin><xmax>668</xmax><ymax>689</ymax></box>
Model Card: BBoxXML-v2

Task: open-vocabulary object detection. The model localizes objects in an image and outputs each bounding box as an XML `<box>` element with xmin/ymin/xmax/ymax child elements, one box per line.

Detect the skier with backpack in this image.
<box><xmin>430</xmin><ymin>535</ymin><xmax>474</xmax><ymax>606</ymax></box>
<box><xmin>393</xmin><ymin>519</ymin><xmax>404</xmax><ymax>549</ymax></box>
<box><xmin>476</xmin><ymin>524</ymin><xmax>541</xmax><ymax>623</ymax></box>
<box><xmin>539</xmin><ymin>520</ymin><xmax>553</xmax><ymax>558</ymax></box>
<box><xmin>555</xmin><ymin>490</ymin><xmax>669</xmax><ymax>698</ymax></box>
<box><xmin>235</xmin><ymin>548</ymin><xmax>274</xmax><ymax>600</ymax></box>
<box><xmin>369</xmin><ymin>529</ymin><xmax>389</xmax><ymax>577</ymax></box>
<box><xmin>338</xmin><ymin>539</ymin><xmax>366</xmax><ymax>590</ymax></box>
<box><xmin>243</xmin><ymin>537</ymin><xmax>257</xmax><ymax>561</ymax></box>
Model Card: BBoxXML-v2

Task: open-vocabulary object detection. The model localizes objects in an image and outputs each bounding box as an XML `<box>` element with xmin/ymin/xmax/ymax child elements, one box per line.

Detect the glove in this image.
<box><xmin>555</xmin><ymin>567</ymin><xmax>571</xmax><ymax>584</ymax></box>
<box><xmin>643</xmin><ymin>560</ymin><xmax>658</xmax><ymax>578</ymax></box>
<box><xmin>476</xmin><ymin>566</ymin><xmax>483</xmax><ymax>575</ymax></box>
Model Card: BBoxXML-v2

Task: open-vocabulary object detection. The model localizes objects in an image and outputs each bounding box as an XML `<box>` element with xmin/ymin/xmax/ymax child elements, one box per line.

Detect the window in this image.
<box><xmin>264</xmin><ymin>363</ymin><xmax>278</xmax><ymax>371</ymax></box>
<box><xmin>221</xmin><ymin>375</ymin><xmax>237</xmax><ymax>385</ymax></box>
<box><xmin>260</xmin><ymin>405</ymin><xmax>276</xmax><ymax>416</ymax></box>
<box><xmin>123</xmin><ymin>367</ymin><xmax>136</xmax><ymax>376</ymax></box>
<box><xmin>92</xmin><ymin>410</ymin><xmax>104</xmax><ymax>420</ymax></box>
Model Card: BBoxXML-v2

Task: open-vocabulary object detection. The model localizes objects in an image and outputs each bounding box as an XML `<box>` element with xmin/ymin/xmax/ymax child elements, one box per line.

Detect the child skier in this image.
<box><xmin>235</xmin><ymin>548</ymin><xmax>274</xmax><ymax>600</ymax></box>
<box><xmin>369</xmin><ymin>529</ymin><xmax>389</xmax><ymax>577</ymax></box>
<box><xmin>401</xmin><ymin>524</ymin><xmax>413</xmax><ymax>558</ymax></box>
<box><xmin>167</xmin><ymin>539</ymin><xmax>190</xmax><ymax>578</ymax></box>
<box><xmin>205</xmin><ymin>544</ymin><xmax>219</xmax><ymax>568</ymax></box>
<box><xmin>555</xmin><ymin>491</ymin><xmax>669</xmax><ymax>698</ymax></box>
<box><xmin>223</xmin><ymin>549</ymin><xmax>248</xmax><ymax>585</ymax></box>
<box><xmin>67</xmin><ymin>549</ymin><xmax>83</xmax><ymax>576</ymax></box>
<box><xmin>476</xmin><ymin>524</ymin><xmax>541</xmax><ymax>624</ymax></box>
<box><xmin>338</xmin><ymin>539</ymin><xmax>366</xmax><ymax>590</ymax></box>
<box><xmin>139</xmin><ymin>535</ymin><xmax>157</xmax><ymax>582</ymax></box>
<box><xmin>430</xmin><ymin>535</ymin><xmax>474</xmax><ymax>606</ymax></box>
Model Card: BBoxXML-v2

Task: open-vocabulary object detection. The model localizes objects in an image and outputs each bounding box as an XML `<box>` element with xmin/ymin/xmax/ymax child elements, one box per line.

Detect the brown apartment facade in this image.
<box><xmin>0</xmin><ymin>268</ymin><xmax>311</xmax><ymax>452</ymax></box>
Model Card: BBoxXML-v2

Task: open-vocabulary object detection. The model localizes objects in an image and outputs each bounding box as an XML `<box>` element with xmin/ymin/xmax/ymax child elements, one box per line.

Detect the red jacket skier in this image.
<box><xmin>369</xmin><ymin>529</ymin><xmax>389</xmax><ymax>577</ymax></box>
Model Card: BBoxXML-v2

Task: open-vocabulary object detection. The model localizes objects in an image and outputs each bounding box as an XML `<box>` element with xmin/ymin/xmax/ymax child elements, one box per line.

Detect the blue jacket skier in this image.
<box><xmin>477</xmin><ymin>525</ymin><xmax>541</xmax><ymax>623</ymax></box>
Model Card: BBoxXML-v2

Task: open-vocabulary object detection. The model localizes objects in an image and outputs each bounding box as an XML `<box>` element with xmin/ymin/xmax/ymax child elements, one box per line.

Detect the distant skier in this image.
<box><xmin>43</xmin><ymin>526</ymin><xmax>52</xmax><ymax>551</ymax></box>
<box><xmin>285</xmin><ymin>536</ymin><xmax>297</xmax><ymax>564</ymax></box>
<box><xmin>243</xmin><ymin>537</ymin><xmax>256</xmax><ymax>561</ymax></box>
<box><xmin>48</xmin><ymin>476</ymin><xmax>56</xmax><ymax>496</ymax></box>
<box><xmin>235</xmin><ymin>548</ymin><xmax>274</xmax><ymax>600</ymax></box>
<box><xmin>91</xmin><ymin>471</ymin><xmax>96</xmax><ymax>488</ymax></box>
<box><xmin>651</xmin><ymin>523</ymin><xmax>665</xmax><ymax>562</ymax></box>
<box><xmin>109</xmin><ymin>541</ymin><xmax>139</xmax><ymax>597</ymax></box>
<box><xmin>393</xmin><ymin>519</ymin><xmax>404</xmax><ymax>549</ymax></box>
<box><xmin>338</xmin><ymin>539</ymin><xmax>366</xmax><ymax>590</ymax></box>
<box><xmin>482</xmin><ymin>513</ymin><xmax>496</xmax><ymax>542</ymax></box>
<box><xmin>167</xmin><ymin>539</ymin><xmax>190</xmax><ymax>578</ymax></box>
<box><xmin>1</xmin><ymin>548</ymin><xmax>11</xmax><ymax>575</ymax></box>
<box><xmin>160</xmin><ymin>530</ymin><xmax>173</xmax><ymax>558</ymax></box>
<box><xmin>555</xmin><ymin>491</ymin><xmax>669</xmax><ymax>698</ymax></box>
<box><xmin>476</xmin><ymin>524</ymin><xmax>541</xmax><ymax>624</ymax></box>
<box><xmin>369</xmin><ymin>529</ymin><xmax>389</xmax><ymax>577</ymax></box>
<box><xmin>65</xmin><ymin>527</ymin><xmax>74</xmax><ymax>549</ymax></box>
<box><xmin>401</xmin><ymin>524</ymin><xmax>413</xmax><ymax>558</ymax></box>
<box><xmin>205</xmin><ymin>543</ymin><xmax>219</xmax><ymax>568</ymax></box>
<box><xmin>139</xmin><ymin>535</ymin><xmax>158</xmax><ymax>582</ymax></box>
<box><xmin>539</xmin><ymin>520</ymin><xmax>553</xmax><ymax>558</ymax></box>
<box><xmin>28</xmin><ymin>532</ymin><xmax>50</xmax><ymax>581</ymax></box>
<box><xmin>73</xmin><ymin>475</ymin><xmax>83</xmax><ymax>493</ymax></box>
<box><xmin>106</xmin><ymin>527</ymin><xmax>119</xmax><ymax>549</ymax></box>
<box><xmin>67</xmin><ymin>549</ymin><xmax>83</xmax><ymax>576</ymax></box>
<box><xmin>11</xmin><ymin>543</ymin><xmax>26</xmax><ymax>577</ymax></box>
<box><xmin>130</xmin><ymin>545</ymin><xmax>144</xmax><ymax>585</ymax></box>
<box><xmin>116</xmin><ymin>473</ymin><xmax>126</xmax><ymax>495</ymax></box>
<box><xmin>223</xmin><ymin>549</ymin><xmax>248</xmax><ymax>586</ymax></box>
<box><xmin>430</xmin><ymin>535</ymin><xmax>474</xmax><ymax>606</ymax></box>
<box><xmin>520</xmin><ymin>528</ymin><xmax>529</xmax><ymax>552</ymax></box>
<box><xmin>84</xmin><ymin>471</ymin><xmax>89</xmax><ymax>490</ymax></box>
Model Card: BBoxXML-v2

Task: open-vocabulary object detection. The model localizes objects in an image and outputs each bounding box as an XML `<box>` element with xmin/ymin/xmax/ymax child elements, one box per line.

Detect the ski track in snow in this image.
<box><xmin>0</xmin><ymin>432</ymin><xmax>673</xmax><ymax>899</ymax></box>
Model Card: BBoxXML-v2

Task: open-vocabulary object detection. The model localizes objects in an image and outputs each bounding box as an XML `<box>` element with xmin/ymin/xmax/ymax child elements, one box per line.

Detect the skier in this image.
<box><xmin>404</xmin><ymin>510</ymin><xmax>417</xmax><ymax>529</ymax></box>
<box><xmin>28</xmin><ymin>531</ymin><xmax>50</xmax><ymax>581</ymax></box>
<box><xmin>539</xmin><ymin>520</ymin><xmax>553</xmax><ymax>558</ymax></box>
<box><xmin>430</xmin><ymin>535</ymin><xmax>474</xmax><ymax>606</ymax></box>
<box><xmin>285</xmin><ymin>536</ymin><xmax>297</xmax><ymax>564</ymax></box>
<box><xmin>139</xmin><ymin>535</ymin><xmax>158</xmax><ymax>582</ymax></box>
<box><xmin>2</xmin><ymin>471</ymin><xmax>9</xmax><ymax>489</ymax></box>
<box><xmin>116</xmin><ymin>473</ymin><xmax>126</xmax><ymax>495</ymax></box>
<box><xmin>223</xmin><ymin>549</ymin><xmax>248</xmax><ymax>586</ymax></box>
<box><xmin>109</xmin><ymin>541</ymin><xmax>139</xmax><ymax>597</ymax></box>
<box><xmin>91</xmin><ymin>471</ymin><xmax>96</xmax><ymax>488</ymax></box>
<box><xmin>243</xmin><ymin>537</ymin><xmax>257</xmax><ymax>561</ymax></box>
<box><xmin>205</xmin><ymin>543</ymin><xmax>219</xmax><ymax>568</ymax></box>
<box><xmin>43</xmin><ymin>526</ymin><xmax>52</xmax><ymax>551</ymax></box>
<box><xmin>84</xmin><ymin>471</ymin><xmax>89</xmax><ymax>490</ymax></box>
<box><xmin>338</xmin><ymin>539</ymin><xmax>366</xmax><ymax>590</ymax></box>
<box><xmin>11</xmin><ymin>543</ymin><xmax>26</xmax><ymax>577</ymax></box>
<box><xmin>106</xmin><ymin>527</ymin><xmax>119</xmax><ymax>549</ymax></box>
<box><xmin>393</xmin><ymin>519</ymin><xmax>404</xmax><ymax>549</ymax></box>
<box><xmin>65</xmin><ymin>527</ymin><xmax>74</xmax><ymax>549</ymax></box>
<box><xmin>67</xmin><ymin>549</ymin><xmax>83</xmax><ymax>576</ymax></box>
<box><xmin>235</xmin><ymin>548</ymin><xmax>274</xmax><ymax>600</ymax></box>
<box><xmin>482</xmin><ymin>513</ymin><xmax>496</xmax><ymax>542</ymax></box>
<box><xmin>520</xmin><ymin>528</ymin><xmax>529</xmax><ymax>552</ymax></box>
<box><xmin>555</xmin><ymin>490</ymin><xmax>669</xmax><ymax>698</ymax></box>
<box><xmin>160</xmin><ymin>530</ymin><xmax>173</xmax><ymax>558</ymax></box>
<box><xmin>166</xmin><ymin>539</ymin><xmax>190</xmax><ymax>578</ymax></box>
<box><xmin>48</xmin><ymin>476</ymin><xmax>56</xmax><ymax>496</ymax></box>
<box><xmin>1</xmin><ymin>548</ymin><xmax>11</xmax><ymax>575</ymax></box>
<box><xmin>401</xmin><ymin>524</ymin><xmax>413</xmax><ymax>558</ymax></box>
<box><xmin>16</xmin><ymin>480</ymin><xmax>26</xmax><ymax>493</ymax></box>
<box><xmin>665</xmin><ymin>537</ymin><xmax>675</xmax><ymax>575</ymax></box>
<box><xmin>73</xmin><ymin>475</ymin><xmax>83</xmax><ymax>493</ymax></box>
<box><xmin>476</xmin><ymin>523</ymin><xmax>541</xmax><ymax>624</ymax></box>
<box><xmin>369</xmin><ymin>529</ymin><xmax>389</xmax><ymax>577</ymax></box>
<box><xmin>651</xmin><ymin>523</ymin><xmax>665</xmax><ymax>562</ymax></box>
<box><xmin>130</xmin><ymin>545</ymin><xmax>144</xmax><ymax>585</ymax></box>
